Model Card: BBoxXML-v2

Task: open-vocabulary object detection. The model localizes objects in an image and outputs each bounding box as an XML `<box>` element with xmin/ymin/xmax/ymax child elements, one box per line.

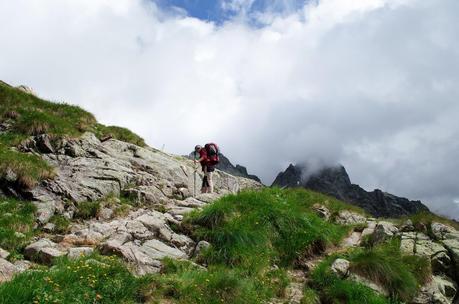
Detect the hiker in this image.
<box><xmin>194</xmin><ymin>143</ymin><xmax>219</xmax><ymax>193</ymax></box>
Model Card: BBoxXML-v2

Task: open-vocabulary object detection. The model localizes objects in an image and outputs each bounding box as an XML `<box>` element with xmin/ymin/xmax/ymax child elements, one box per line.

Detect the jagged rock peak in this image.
<box><xmin>272</xmin><ymin>163</ymin><xmax>429</xmax><ymax>218</ymax></box>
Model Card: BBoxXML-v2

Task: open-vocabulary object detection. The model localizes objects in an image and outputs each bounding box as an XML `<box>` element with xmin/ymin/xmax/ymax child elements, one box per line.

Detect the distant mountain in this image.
<box><xmin>272</xmin><ymin>164</ymin><xmax>429</xmax><ymax>218</ymax></box>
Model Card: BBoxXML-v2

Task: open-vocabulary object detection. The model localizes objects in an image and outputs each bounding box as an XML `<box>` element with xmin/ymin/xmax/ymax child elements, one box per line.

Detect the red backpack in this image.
<box><xmin>205</xmin><ymin>143</ymin><xmax>220</xmax><ymax>166</ymax></box>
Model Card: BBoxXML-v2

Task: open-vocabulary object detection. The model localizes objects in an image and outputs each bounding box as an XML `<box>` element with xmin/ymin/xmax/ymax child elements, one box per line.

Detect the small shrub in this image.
<box><xmin>113</xmin><ymin>204</ymin><xmax>132</xmax><ymax>218</ymax></box>
<box><xmin>49</xmin><ymin>215</ymin><xmax>71</xmax><ymax>234</ymax></box>
<box><xmin>75</xmin><ymin>201</ymin><xmax>101</xmax><ymax>219</ymax></box>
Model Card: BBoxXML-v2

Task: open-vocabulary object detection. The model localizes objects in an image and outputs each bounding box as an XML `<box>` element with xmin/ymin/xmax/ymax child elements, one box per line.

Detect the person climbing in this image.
<box><xmin>194</xmin><ymin>143</ymin><xmax>219</xmax><ymax>194</ymax></box>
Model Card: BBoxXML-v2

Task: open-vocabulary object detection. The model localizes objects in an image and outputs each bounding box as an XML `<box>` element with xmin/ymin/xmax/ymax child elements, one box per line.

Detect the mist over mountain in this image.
<box><xmin>272</xmin><ymin>163</ymin><xmax>430</xmax><ymax>218</ymax></box>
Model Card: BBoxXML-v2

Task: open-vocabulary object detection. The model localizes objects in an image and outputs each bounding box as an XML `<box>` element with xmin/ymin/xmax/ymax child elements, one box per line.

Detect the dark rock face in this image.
<box><xmin>216</xmin><ymin>154</ymin><xmax>261</xmax><ymax>183</ymax></box>
<box><xmin>188</xmin><ymin>152</ymin><xmax>261</xmax><ymax>183</ymax></box>
<box><xmin>272</xmin><ymin>164</ymin><xmax>429</xmax><ymax>218</ymax></box>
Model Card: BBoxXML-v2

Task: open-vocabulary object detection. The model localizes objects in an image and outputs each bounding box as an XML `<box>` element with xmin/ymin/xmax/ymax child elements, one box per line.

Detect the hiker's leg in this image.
<box><xmin>208</xmin><ymin>171</ymin><xmax>213</xmax><ymax>193</ymax></box>
<box><xmin>203</xmin><ymin>166</ymin><xmax>211</xmax><ymax>193</ymax></box>
<box><xmin>201</xmin><ymin>175</ymin><xmax>207</xmax><ymax>193</ymax></box>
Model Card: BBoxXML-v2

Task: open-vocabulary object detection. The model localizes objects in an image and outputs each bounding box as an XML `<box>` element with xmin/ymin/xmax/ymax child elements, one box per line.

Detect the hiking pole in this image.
<box><xmin>193</xmin><ymin>151</ymin><xmax>197</xmax><ymax>198</ymax></box>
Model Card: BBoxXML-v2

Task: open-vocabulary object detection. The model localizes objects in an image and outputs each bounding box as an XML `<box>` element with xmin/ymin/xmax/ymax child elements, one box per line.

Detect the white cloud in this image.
<box><xmin>1</xmin><ymin>0</ymin><xmax>459</xmax><ymax>219</ymax></box>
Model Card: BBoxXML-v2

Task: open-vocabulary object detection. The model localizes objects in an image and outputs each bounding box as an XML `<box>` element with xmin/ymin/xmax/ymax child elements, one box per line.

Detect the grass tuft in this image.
<box><xmin>0</xmin><ymin>143</ymin><xmax>55</xmax><ymax>189</ymax></box>
<box><xmin>0</xmin><ymin>198</ymin><xmax>36</xmax><ymax>255</ymax></box>
<box><xmin>75</xmin><ymin>201</ymin><xmax>101</xmax><ymax>220</ymax></box>
<box><xmin>348</xmin><ymin>240</ymin><xmax>431</xmax><ymax>301</ymax></box>
<box><xmin>311</xmin><ymin>255</ymin><xmax>391</xmax><ymax>304</ymax></box>
<box><xmin>48</xmin><ymin>215</ymin><xmax>71</xmax><ymax>234</ymax></box>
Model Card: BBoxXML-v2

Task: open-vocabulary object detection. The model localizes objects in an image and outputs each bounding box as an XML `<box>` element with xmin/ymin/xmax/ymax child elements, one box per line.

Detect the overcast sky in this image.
<box><xmin>1</xmin><ymin>0</ymin><xmax>458</xmax><ymax>219</ymax></box>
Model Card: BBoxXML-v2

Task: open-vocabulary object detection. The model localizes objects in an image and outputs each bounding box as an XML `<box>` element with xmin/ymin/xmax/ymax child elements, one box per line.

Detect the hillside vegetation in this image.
<box><xmin>0</xmin><ymin>81</ymin><xmax>145</xmax><ymax>188</ymax></box>
<box><xmin>0</xmin><ymin>188</ymin><xmax>425</xmax><ymax>304</ymax></box>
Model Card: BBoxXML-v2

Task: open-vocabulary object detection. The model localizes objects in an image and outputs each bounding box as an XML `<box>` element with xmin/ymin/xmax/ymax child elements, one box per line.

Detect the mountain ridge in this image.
<box><xmin>272</xmin><ymin>163</ymin><xmax>429</xmax><ymax>218</ymax></box>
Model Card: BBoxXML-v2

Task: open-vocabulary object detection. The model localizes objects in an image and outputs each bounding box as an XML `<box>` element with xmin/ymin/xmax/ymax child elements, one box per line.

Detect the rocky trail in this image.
<box><xmin>0</xmin><ymin>132</ymin><xmax>261</xmax><ymax>281</ymax></box>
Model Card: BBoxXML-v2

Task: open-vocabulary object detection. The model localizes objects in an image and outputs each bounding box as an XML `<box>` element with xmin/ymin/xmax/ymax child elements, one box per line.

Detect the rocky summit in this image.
<box><xmin>272</xmin><ymin>163</ymin><xmax>429</xmax><ymax>218</ymax></box>
<box><xmin>1</xmin><ymin>82</ymin><xmax>459</xmax><ymax>304</ymax></box>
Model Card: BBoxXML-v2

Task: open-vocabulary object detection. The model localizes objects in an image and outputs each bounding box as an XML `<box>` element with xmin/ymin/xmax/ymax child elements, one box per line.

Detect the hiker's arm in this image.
<box><xmin>194</xmin><ymin>156</ymin><xmax>205</xmax><ymax>163</ymax></box>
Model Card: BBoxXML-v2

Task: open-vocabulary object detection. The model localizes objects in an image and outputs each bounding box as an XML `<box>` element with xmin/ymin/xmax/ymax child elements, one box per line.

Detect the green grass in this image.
<box><xmin>0</xmin><ymin>81</ymin><xmax>145</xmax><ymax>189</ymax></box>
<box><xmin>163</xmin><ymin>188</ymin><xmax>355</xmax><ymax>303</ymax></box>
<box><xmin>0</xmin><ymin>255</ymin><xmax>146</xmax><ymax>304</ymax></box>
<box><xmin>301</xmin><ymin>288</ymin><xmax>321</xmax><ymax>304</ymax></box>
<box><xmin>141</xmin><ymin>258</ymin><xmax>289</xmax><ymax>304</ymax></box>
<box><xmin>348</xmin><ymin>240</ymin><xmax>431</xmax><ymax>301</ymax></box>
<box><xmin>277</xmin><ymin>187</ymin><xmax>366</xmax><ymax>218</ymax></box>
<box><xmin>0</xmin><ymin>198</ymin><xmax>36</xmax><ymax>256</ymax></box>
<box><xmin>310</xmin><ymin>255</ymin><xmax>391</xmax><ymax>304</ymax></box>
<box><xmin>0</xmin><ymin>141</ymin><xmax>55</xmax><ymax>189</ymax></box>
<box><xmin>93</xmin><ymin>125</ymin><xmax>145</xmax><ymax>147</ymax></box>
<box><xmin>310</xmin><ymin>239</ymin><xmax>431</xmax><ymax>303</ymax></box>
<box><xmin>75</xmin><ymin>201</ymin><xmax>101</xmax><ymax>220</ymax></box>
<box><xmin>0</xmin><ymin>82</ymin><xmax>145</xmax><ymax>144</ymax></box>
<box><xmin>186</xmin><ymin>188</ymin><xmax>350</xmax><ymax>271</ymax></box>
<box><xmin>48</xmin><ymin>215</ymin><xmax>71</xmax><ymax>234</ymax></box>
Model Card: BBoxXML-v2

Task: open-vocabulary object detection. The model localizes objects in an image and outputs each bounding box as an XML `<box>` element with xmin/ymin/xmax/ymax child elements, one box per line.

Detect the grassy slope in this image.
<box><xmin>0</xmin><ymin>188</ymin><xmax>437</xmax><ymax>303</ymax></box>
<box><xmin>0</xmin><ymin>81</ymin><xmax>145</xmax><ymax>188</ymax></box>
<box><xmin>0</xmin><ymin>188</ymin><xmax>383</xmax><ymax>304</ymax></box>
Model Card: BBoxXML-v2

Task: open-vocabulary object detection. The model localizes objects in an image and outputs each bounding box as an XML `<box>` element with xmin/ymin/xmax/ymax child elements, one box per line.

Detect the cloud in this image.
<box><xmin>0</xmin><ymin>0</ymin><xmax>458</xmax><ymax>219</ymax></box>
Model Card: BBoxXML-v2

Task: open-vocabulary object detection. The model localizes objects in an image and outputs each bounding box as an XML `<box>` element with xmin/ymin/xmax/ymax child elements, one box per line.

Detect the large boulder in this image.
<box><xmin>412</xmin><ymin>275</ymin><xmax>457</xmax><ymax>304</ymax></box>
<box><xmin>0</xmin><ymin>258</ymin><xmax>18</xmax><ymax>283</ymax></box>
<box><xmin>371</xmin><ymin>221</ymin><xmax>398</xmax><ymax>244</ymax></box>
<box><xmin>442</xmin><ymin>238</ymin><xmax>459</xmax><ymax>277</ymax></box>
<box><xmin>0</xmin><ymin>248</ymin><xmax>9</xmax><ymax>259</ymax></box>
<box><xmin>400</xmin><ymin>232</ymin><xmax>452</xmax><ymax>275</ymax></box>
<box><xmin>68</xmin><ymin>247</ymin><xmax>94</xmax><ymax>260</ymax></box>
<box><xmin>429</xmin><ymin>223</ymin><xmax>459</xmax><ymax>278</ymax></box>
<box><xmin>24</xmin><ymin>238</ymin><xmax>66</xmax><ymax>265</ymax></box>
<box><xmin>334</xmin><ymin>210</ymin><xmax>366</xmax><ymax>225</ymax></box>
<box><xmin>431</xmin><ymin>223</ymin><xmax>458</xmax><ymax>240</ymax></box>
<box><xmin>400</xmin><ymin>232</ymin><xmax>417</xmax><ymax>254</ymax></box>
<box><xmin>331</xmin><ymin>258</ymin><xmax>350</xmax><ymax>278</ymax></box>
<box><xmin>349</xmin><ymin>273</ymin><xmax>389</xmax><ymax>297</ymax></box>
<box><xmin>312</xmin><ymin>204</ymin><xmax>330</xmax><ymax>221</ymax></box>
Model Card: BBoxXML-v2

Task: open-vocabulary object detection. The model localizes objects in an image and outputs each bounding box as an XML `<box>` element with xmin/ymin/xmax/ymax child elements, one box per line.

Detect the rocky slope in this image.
<box><xmin>0</xmin><ymin>131</ymin><xmax>261</xmax><ymax>279</ymax></box>
<box><xmin>272</xmin><ymin>163</ymin><xmax>429</xmax><ymax>218</ymax></box>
